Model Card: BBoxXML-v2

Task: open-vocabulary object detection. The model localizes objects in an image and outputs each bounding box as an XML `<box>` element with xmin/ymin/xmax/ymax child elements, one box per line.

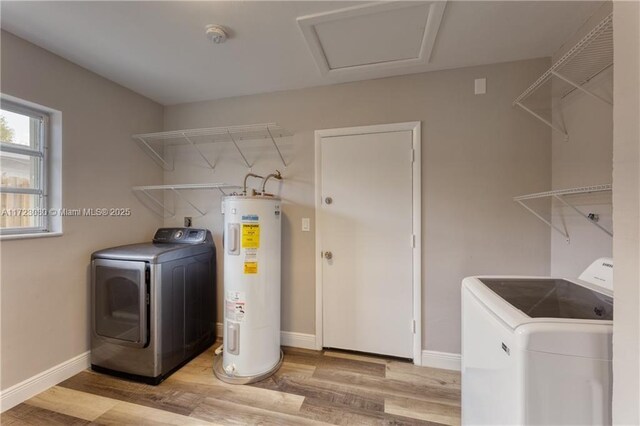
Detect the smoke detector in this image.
<box><xmin>205</xmin><ymin>24</ymin><xmax>228</xmax><ymax>44</ymax></box>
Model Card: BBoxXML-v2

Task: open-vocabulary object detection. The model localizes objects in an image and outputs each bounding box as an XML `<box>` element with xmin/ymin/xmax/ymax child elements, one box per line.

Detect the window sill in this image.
<box><xmin>0</xmin><ymin>231</ymin><xmax>63</xmax><ymax>241</ymax></box>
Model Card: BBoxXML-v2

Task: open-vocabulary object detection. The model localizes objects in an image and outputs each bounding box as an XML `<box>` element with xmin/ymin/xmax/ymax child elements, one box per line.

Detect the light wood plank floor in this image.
<box><xmin>2</xmin><ymin>342</ymin><xmax>461</xmax><ymax>425</ymax></box>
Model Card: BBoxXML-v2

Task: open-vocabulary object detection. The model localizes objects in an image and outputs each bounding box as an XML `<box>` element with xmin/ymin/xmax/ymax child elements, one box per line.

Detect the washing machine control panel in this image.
<box><xmin>153</xmin><ymin>227</ymin><xmax>208</xmax><ymax>244</ymax></box>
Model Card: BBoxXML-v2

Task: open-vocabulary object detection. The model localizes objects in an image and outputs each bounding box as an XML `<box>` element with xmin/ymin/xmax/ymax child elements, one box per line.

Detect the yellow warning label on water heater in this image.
<box><xmin>242</xmin><ymin>224</ymin><xmax>260</xmax><ymax>248</ymax></box>
<box><xmin>244</xmin><ymin>261</ymin><xmax>258</xmax><ymax>274</ymax></box>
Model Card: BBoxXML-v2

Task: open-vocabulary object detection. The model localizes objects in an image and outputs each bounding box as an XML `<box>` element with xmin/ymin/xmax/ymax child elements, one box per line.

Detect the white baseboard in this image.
<box><xmin>280</xmin><ymin>331</ymin><xmax>316</xmax><ymax>350</ymax></box>
<box><xmin>0</xmin><ymin>351</ymin><xmax>90</xmax><ymax>413</ymax></box>
<box><xmin>421</xmin><ymin>350</ymin><xmax>461</xmax><ymax>371</ymax></box>
<box><xmin>216</xmin><ymin>323</ymin><xmax>316</xmax><ymax>350</ymax></box>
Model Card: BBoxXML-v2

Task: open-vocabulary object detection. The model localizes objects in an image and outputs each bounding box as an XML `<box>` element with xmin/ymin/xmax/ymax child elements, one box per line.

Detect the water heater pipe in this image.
<box><xmin>243</xmin><ymin>173</ymin><xmax>263</xmax><ymax>195</ymax></box>
<box><xmin>261</xmin><ymin>170</ymin><xmax>282</xmax><ymax>195</ymax></box>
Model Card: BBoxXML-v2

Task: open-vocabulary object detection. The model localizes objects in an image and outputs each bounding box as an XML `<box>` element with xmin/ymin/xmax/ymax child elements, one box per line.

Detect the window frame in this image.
<box><xmin>1</xmin><ymin>98</ymin><xmax>50</xmax><ymax>236</ymax></box>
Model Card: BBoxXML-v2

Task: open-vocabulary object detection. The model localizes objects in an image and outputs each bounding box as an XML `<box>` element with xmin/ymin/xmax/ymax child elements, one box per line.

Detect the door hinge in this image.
<box><xmin>410</xmin><ymin>148</ymin><xmax>415</xmax><ymax>164</ymax></box>
<box><xmin>411</xmin><ymin>234</ymin><xmax>416</xmax><ymax>248</ymax></box>
<box><xmin>412</xmin><ymin>320</ymin><xmax>416</xmax><ymax>334</ymax></box>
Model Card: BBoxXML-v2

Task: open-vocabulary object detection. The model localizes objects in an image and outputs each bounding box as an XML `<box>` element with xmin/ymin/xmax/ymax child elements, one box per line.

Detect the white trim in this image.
<box><xmin>421</xmin><ymin>350</ymin><xmax>461</xmax><ymax>371</ymax></box>
<box><xmin>314</xmin><ymin>121</ymin><xmax>422</xmax><ymax>365</ymax></box>
<box><xmin>0</xmin><ymin>351</ymin><xmax>90</xmax><ymax>412</ymax></box>
<box><xmin>412</xmin><ymin>122</ymin><xmax>423</xmax><ymax>366</ymax></box>
<box><xmin>280</xmin><ymin>331</ymin><xmax>317</xmax><ymax>350</ymax></box>
<box><xmin>314</xmin><ymin>130</ymin><xmax>324</xmax><ymax>352</ymax></box>
<box><xmin>0</xmin><ymin>93</ymin><xmax>63</xmax><ymax>236</ymax></box>
<box><xmin>0</xmin><ymin>231</ymin><xmax>63</xmax><ymax>241</ymax></box>
<box><xmin>216</xmin><ymin>323</ymin><xmax>316</xmax><ymax>350</ymax></box>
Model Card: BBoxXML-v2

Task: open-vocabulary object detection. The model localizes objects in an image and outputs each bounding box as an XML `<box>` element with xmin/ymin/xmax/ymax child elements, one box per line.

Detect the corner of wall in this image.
<box><xmin>612</xmin><ymin>1</ymin><xmax>640</xmax><ymax>424</ymax></box>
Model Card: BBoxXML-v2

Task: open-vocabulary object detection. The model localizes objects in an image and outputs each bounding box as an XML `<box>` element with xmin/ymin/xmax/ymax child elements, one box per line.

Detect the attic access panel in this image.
<box><xmin>297</xmin><ymin>1</ymin><xmax>446</xmax><ymax>78</ymax></box>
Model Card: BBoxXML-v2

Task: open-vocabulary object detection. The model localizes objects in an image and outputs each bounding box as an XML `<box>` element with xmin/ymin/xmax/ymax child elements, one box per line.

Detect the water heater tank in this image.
<box><xmin>214</xmin><ymin>195</ymin><xmax>282</xmax><ymax>383</ymax></box>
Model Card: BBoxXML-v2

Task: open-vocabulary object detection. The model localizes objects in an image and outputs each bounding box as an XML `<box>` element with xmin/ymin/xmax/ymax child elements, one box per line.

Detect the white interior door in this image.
<box><xmin>319</xmin><ymin>129</ymin><xmax>415</xmax><ymax>358</ymax></box>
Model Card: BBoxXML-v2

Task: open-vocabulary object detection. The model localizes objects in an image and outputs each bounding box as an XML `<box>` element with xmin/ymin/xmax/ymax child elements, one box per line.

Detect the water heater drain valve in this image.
<box><xmin>224</xmin><ymin>363</ymin><xmax>237</xmax><ymax>376</ymax></box>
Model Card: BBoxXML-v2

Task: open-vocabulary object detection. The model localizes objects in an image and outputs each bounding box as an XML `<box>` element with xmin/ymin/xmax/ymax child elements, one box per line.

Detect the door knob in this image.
<box><xmin>324</xmin><ymin>251</ymin><xmax>333</xmax><ymax>260</ymax></box>
<box><xmin>325</xmin><ymin>197</ymin><xmax>333</xmax><ymax>205</ymax></box>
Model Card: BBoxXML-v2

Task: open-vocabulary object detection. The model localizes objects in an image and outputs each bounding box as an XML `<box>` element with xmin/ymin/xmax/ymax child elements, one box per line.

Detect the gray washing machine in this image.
<box><xmin>91</xmin><ymin>227</ymin><xmax>216</xmax><ymax>384</ymax></box>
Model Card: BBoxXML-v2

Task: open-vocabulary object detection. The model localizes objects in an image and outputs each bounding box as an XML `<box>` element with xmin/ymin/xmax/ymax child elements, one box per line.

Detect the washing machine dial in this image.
<box><xmin>174</xmin><ymin>230</ymin><xmax>184</xmax><ymax>240</ymax></box>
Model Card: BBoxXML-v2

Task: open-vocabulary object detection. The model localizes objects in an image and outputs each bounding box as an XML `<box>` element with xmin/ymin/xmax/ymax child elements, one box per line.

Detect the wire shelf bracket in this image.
<box><xmin>514</xmin><ymin>184</ymin><xmax>612</xmax><ymax>242</ymax></box>
<box><xmin>513</xmin><ymin>13</ymin><xmax>613</xmax><ymax>139</ymax></box>
<box><xmin>514</xmin><ymin>100</ymin><xmax>569</xmax><ymax>140</ymax></box>
<box><xmin>132</xmin><ymin>123</ymin><xmax>292</xmax><ymax>171</ymax></box>
<box><xmin>132</xmin><ymin>183</ymin><xmax>241</xmax><ymax>218</ymax></box>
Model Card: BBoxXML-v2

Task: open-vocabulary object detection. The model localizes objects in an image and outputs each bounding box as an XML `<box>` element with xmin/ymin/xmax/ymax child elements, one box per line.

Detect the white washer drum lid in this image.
<box><xmin>479</xmin><ymin>278</ymin><xmax>612</xmax><ymax>321</ymax></box>
<box><xmin>478</xmin><ymin>258</ymin><xmax>613</xmax><ymax>321</ymax></box>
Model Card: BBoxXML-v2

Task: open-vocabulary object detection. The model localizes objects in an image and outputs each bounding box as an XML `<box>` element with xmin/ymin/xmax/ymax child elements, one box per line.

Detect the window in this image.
<box><xmin>0</xmin><ymin>98</ymin><xmax>52</xmax><ymax>236</ymax></box>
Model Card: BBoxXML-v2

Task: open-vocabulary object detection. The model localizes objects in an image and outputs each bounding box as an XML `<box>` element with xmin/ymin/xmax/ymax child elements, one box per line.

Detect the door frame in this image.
<box><xmin>314</xmin><ymin>121</ymin><xmax>422</xmax><ymax>365</ymax></box>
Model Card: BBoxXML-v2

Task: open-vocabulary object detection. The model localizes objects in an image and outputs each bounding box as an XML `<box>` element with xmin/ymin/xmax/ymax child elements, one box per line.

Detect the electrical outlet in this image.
<box><xmin>184</xmin><ymin>217</ymin><xmax>192</xmax><ymax>227</ymax></box>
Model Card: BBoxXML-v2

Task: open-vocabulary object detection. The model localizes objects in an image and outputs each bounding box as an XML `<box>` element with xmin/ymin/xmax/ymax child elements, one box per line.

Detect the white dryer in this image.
<box><xmin>461</xmin><ymin>258</ymin><xmax>613</xmax><ymax>425</ymax></box>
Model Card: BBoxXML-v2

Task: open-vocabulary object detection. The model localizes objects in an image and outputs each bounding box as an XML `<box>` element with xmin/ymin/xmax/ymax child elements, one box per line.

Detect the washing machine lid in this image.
<box><xmin>478</xmin><ymin>277</ymin><xmax>612</xmax><ymax>321</ymax></box>
<box><xmin>476</xmin><ymin>257</ymin><xmax>613</xmax><ymax>322</ymax></box>
<box><xmin>92</xmin><ymin>242</ymin><xmax>213</xmax><ymax>263</ymax></box>
<box><xmin>463</xmin><ymin>258</ymin><xmax>614</xmax><ymax>331</ymax></box>
<box><xmin>463</xmin><ymin>276</ymin><xmax>613</xmax><ymax>333</ymax></box>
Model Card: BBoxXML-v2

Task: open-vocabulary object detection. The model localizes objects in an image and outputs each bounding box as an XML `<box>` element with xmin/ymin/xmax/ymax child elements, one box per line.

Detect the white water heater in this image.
<box><xmin>215</xmin><ymin>195</ymin><xmax>282</xmax><ymax>382</ymax></box>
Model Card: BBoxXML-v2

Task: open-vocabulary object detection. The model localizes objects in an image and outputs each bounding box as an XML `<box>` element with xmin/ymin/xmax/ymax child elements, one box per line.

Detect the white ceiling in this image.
<box><xmin>0</xmin><ymin>1</ymin><xmax>604</xmax><ymax>105</ymax></box>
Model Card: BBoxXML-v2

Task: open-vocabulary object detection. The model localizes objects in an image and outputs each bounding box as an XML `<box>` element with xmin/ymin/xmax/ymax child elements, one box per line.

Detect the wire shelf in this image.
<box><xmin>132</xmin><ymin>123</ymin><xmax>292</xmax><ymax>170</ymax></box>
<box><xmin>513</xmin><ymin>184</ymin><xmax>612</xmax><ymax>201</ymax></box>
<box><xmin>513</xmin><ymin>13</ymin><xmax>613</xmax><ymax>138</ymax></box>
<box><xmin>132</xmin><ymin>183</ymin><xmax>241</xmax><ymax>218</ymax></box>
<box><xmin>514</xmin><ymin>13</ymin><xmax>612</xmax><ymax>104</ymax></box>
<box><xmin>132</xmin><ymin>183</ymin><xmax>241</xmax><ymax>192</ymax></box>
<box><xmin>514</xmin><ymin>184</ymin><xmax>612</xmax><ymax>242</ymax></box>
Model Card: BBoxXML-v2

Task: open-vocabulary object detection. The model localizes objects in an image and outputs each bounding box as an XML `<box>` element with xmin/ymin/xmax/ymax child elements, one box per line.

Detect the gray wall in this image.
<box><xmin>612</xmin><ymin>1</ymin><xmax>640</xmax><ymax>423</ymax></box>
<box><xmin>550</xmin><ymin>3</ymin><xmax>613</xmax><ymax>277</ymax></box>
<box><xmin>164</xmin><ymin>57</ymin><xmax>552</xmax><ymax>354</ymax></box>
<box><xmin>0</xmin><ymin>31</ymin><xmax>164</xmax><ymax>390</ymax></box>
